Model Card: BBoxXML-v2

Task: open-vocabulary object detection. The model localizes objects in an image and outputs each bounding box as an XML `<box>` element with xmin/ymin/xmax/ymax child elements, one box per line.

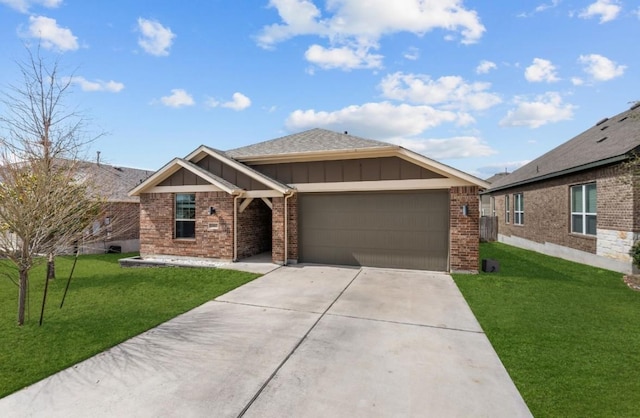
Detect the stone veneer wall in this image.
<box><xmin>449</xmin><ymin>186</ymin><xmax>480</xmax><ymax>273</ymax></box>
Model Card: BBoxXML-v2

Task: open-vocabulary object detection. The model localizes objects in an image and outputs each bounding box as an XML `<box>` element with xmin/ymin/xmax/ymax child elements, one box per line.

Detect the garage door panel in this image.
<box><xmin>299</xmin><ymin>191</ymin><xmax>449</xmax><ymax>271</ymax></box>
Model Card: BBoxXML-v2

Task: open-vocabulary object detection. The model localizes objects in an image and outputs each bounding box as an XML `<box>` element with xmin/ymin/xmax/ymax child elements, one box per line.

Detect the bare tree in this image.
<box><xmin>0</xmin><ymin>47</ymin><xmax>110</xmax><ymax>325</ymax></box>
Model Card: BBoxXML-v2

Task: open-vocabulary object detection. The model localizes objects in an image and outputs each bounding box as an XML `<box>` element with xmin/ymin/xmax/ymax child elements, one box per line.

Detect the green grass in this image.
<box><xmin>0</xmin><ymin>253</ymin><xmax>259</xmax><ymax>398</ymax></box>
<box><xmin>453</xmin><ymin>242</ymin><xmax>640</xmax><ymax>418</ymax></box>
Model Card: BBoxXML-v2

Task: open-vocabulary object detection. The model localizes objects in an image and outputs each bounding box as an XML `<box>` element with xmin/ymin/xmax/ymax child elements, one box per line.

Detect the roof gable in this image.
<box><xmin>491</xmin><ymin>103</ymin><xmax>640</xmax><ymax>190</ymax></box>
<box><xmin>128</xmin><ymin>158</ymin><xmax>242</xmax><ymax>196</ymax></box>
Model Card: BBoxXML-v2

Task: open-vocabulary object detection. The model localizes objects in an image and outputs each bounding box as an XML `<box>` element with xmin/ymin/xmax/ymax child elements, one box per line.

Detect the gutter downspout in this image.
<box><xmin>233</xmin><ymin>192</ymin><xmax>243</xmax><ymax>262</ymax></box>
<box><xmin>284</xmin><ymin>191</ymin><xmax>294</xmax><ymax>266</ymax></box>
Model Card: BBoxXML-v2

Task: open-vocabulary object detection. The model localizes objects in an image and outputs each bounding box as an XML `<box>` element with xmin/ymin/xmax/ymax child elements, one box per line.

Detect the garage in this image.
<box><xmin>298</xmin><ymin>191</ymin><xmax>450</xmax><ymax>271</ymax></box>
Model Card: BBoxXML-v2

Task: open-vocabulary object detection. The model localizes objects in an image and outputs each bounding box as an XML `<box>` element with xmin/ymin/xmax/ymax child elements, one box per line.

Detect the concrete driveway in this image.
<box><xmin>0</xmin><ymin>265</ymin><xmax>532</xmax><ymax>417</ymax></box>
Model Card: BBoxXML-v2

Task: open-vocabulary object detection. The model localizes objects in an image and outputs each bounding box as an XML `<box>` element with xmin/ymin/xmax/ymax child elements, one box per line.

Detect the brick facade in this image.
<box><xmin>140</xmin><ymin>192</ymin><xmax>234</xmax><ymax>259</ymax></box>
<box><xmin>492</xmin><ymin>164</ymin><xmax>639</xmax><ymax>256</ymax></box>
<box><xmin>449</xmin><ymin>186</ymin><xmax>480</xmax><ymax>273</ymax></box>
<box><xmin>237</xmin><ymin>198</ymin><xmax>271</xmax><ymax>259</ymax></box>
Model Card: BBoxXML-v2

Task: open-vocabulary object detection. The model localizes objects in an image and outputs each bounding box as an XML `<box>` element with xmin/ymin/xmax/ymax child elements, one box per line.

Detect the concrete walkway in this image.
<box><xmin>0</xmin><ymin>265</ymin><xmax>532</xmax><ymax>417</ymax></box>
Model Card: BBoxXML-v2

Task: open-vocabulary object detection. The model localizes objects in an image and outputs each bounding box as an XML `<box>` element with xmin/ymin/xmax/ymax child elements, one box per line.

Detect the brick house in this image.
<box><xmin>487</xmin><ymin>103</ymin><xmax>640</xmax><ymax>274</ymax></box>
<box><xmin>78</xmin><ymin>161</ymin><xmax>152</xmax><ymax>253</ymax></box>
<box><xmin>130</xmin><ymin>129</ymin><xmax>489</xmax><ymax>272</ymax></box>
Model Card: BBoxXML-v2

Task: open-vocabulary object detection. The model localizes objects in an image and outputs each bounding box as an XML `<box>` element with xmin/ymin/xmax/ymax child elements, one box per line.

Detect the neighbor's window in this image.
<box><xmin>175</xmin><ymin>193</ymin><xmax>196</xmax><ymax>239</ymax></box>
<box><xmin>514</xmin><ymin>193</ymin><xmax>524</xmax><ymax>225</ymax></box>
<box><xmin>571</xmin><ymin>184</ymin><xmax>596</xmax><ymax>235</ymax></box>
<box><xmin>505</xmin><ymin>195</ymin><xmax>510</xmax><ymax>224</ymax></box>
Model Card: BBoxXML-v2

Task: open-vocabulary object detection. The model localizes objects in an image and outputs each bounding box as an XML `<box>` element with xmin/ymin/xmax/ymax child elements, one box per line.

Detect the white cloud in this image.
<box><xmin>137</xmin><ymin>18</ymin><xmax>175</xmax><ymax>56</ymax></box>
<box><xmin>379</xmin><ymin>72</ymin><xmax>502</xmax><ymax>111</ymax></box>
<box><xmin>0</xmin><ymin>0</ymin><xmax>61</xmax><ymax>13</ymax></box>
<box><xmin>257</xmin><ymin>0</ymin><xmax>485</xmax><ymax>69</ymax></box>
<box><xmin>223</xmin><ymin>92</ymin><xmax>251</xmax><ymax>111</ymax></box>
<box><xmin>26</xmin><ymin>15</ymin><xmax>78</xmax><ymax>51</ymax></box>
<box><xmin>388</xmin><ymin>136</ymin><xmax>497</xmax><ymax>159</ymax></box>
<box><xmin>67</xmin><ymin>76</ymin><xmax>124</xmax><ymax>93</ymax></box>
<box><xmin>285</xmin><ymin>102</ymin><xmax>457</xmax><ymax>138</ymax></box>
<box><xmin>500</xmin><ymin>92</ymin><xmax>575</xmax><ymax>128</ymax></box>
<box><xmin>403</xmin><ymin>47</ymin><xmax>419</xmax><ymax>61</ymax></box>
<box><xmin>206</xmin><ymin>92</ymin><xmax>252</xmax><ymax>110</ymax></box>
<box><xmin>571</xmin><ymin>77</ymin><xmax>585</xmax><ymax>86</ymax></box>
<box><xmin>160</xmin><ymin>89</ymin><xmax>194</xmax><ymax>108</ymax></box>
<box><xmin>578</xmin><ymin>54</ymin><xmax>626</xmax><ymax>81</ymax></box>
<box><xmin>476</xmin><ymin>60</ymin><xmax>497</xmax><ymax>74</ymax></box>
<box><xmin>304</xmin><ymin>44</ymin><xmax>383</xmax><ymax>70</ymax></box>
<box><xmin>524</xmin><ymin>58</ymin><xmax>559</xmax><ymax>82</ymax></box>
<box><xmin>579</xmin><ymin>0</ymin><xmax>621</xmax><ymax>23</ymax></box>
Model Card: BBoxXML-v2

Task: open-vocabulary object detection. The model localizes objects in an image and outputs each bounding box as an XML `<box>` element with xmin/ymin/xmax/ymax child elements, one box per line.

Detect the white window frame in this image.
<box><xmin>505</xmin><ymin>195</ymin><xmax>510</xmax><ymax>224</ymax></box>
<box><xmin>514</xmin><ymin>193</ymin><xmax>524</xmax><ymax>225</ymax></box>
<box><xmin>175</xmin><ymin>193</ymin><xmax>196</xmax><ymax>239</ymax></box>
<box><xmin>571</xmin><ymin>184</ymin><xmax>596</xmax><ymax>236</ymax></box>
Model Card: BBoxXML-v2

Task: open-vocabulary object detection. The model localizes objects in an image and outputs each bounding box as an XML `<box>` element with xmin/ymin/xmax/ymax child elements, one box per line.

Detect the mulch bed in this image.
<box><xmin>623</xmin><ymin>274</ymin><xmax>640</xmax><ymax>291</ymax></box>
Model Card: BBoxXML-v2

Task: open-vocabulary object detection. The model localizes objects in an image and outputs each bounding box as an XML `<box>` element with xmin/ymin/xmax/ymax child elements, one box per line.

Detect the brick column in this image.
<box><xmin>272</xmin><ymin>197</ymin><xmax>285</xmax><ymax>264</ymax></box>
<box><xmin>450</xmin><ymin>186</ymin><xmax>480</xmax><ymax>273</ymax></box>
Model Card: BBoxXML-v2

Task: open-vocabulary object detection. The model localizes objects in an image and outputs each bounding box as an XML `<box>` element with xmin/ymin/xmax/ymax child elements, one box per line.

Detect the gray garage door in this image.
<box><xmin>298</xmin><ymin>191</ymin><xmax>449</xmax><ymax>271</ymax></box>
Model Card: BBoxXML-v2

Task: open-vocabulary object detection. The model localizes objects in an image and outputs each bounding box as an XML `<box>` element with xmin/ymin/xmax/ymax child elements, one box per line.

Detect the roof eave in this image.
<box><xmin>488</xmin><ymin>154</ymin><xmax>629</xmax><ymax>193</ymax></box>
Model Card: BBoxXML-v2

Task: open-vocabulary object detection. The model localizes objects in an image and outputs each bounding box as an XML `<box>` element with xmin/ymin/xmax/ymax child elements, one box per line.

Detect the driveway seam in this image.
<box><xmin>236</xmin><ymin>267</ymin><xmax>364</xmax><ymax>418</ymax></box>
<box><xmin>324</xmin><ymin>312</ymin><xmax>485</xmax><ymax>334</ymax></box>
<box><xmin>214</xmin><ymin>300</ymin><xmax>324</xmax><ymax>315</ymax></box>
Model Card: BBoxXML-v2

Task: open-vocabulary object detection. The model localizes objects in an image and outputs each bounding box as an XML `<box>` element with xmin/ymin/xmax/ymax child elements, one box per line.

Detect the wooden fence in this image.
<box><xmin>480</xmin><ymin>216</ymin><xmax>498</xmax><ymax>242</ymax></box>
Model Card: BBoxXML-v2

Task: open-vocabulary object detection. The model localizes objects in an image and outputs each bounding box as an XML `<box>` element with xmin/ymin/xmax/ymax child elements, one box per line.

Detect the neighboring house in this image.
<box><xmin>77</xmin><ymin>160</ymin><xmax>152</xmax><ymax>254</ymax></box>
<box><xmin>480</xmin><ymin>172</ymin><xmax>509</xmax><ymax>216</ymax></box>
<box><xmin>130</xmin><ymin>128</ymin><xmax>488</xmax><ymax>272</ymax></box>
<box><xmin>488</xmin><ymin>103</ymin><xmax>640</xmax><ymax>274</ymax></box>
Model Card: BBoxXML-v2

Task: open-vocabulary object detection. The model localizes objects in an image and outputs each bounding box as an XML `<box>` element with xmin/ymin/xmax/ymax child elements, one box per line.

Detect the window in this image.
<box><xmin>175</xmin><ymin>193</ymin><xmax>196</xmax><ymax>239</ymax></box>
<box><xmin>514</xmin><ymin>193</ymin><xmax>524</xmax><ymax>225</ymax></box>
<box><xmin>571</xmin><ymin>184</ymin><xmax>596</xmax><ymax>235</ymax></box>
<box><xmin>505</xmin><ymin>195</ymin><xmax>510</xmax><ymax>223</ymax></box>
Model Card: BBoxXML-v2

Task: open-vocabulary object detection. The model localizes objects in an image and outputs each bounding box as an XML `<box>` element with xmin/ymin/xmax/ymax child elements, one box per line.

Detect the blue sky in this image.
<box><xmin>0</xmin><ymin>0</ymin><xmax>638</xmax><ymax>178</ymax></box>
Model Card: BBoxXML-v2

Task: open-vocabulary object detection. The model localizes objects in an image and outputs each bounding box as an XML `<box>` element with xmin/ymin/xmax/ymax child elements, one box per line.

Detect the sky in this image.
<box><xmin>0</xmin><ymin>0</ymin><xmax>638</xmax><ymax>178</ymax></box>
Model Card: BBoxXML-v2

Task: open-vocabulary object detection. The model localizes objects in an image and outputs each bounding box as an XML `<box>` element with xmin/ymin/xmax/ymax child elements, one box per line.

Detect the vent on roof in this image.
<box><xmin>597</xmin><ymin>137</ymin><xmax>608</xmax><ymax>143</ymax></box>
<box><xmin>600</xmin><ymin>125</ymin><xmax>608</xmax><ymax>131</ymax></box>
<box><xmin>630</xmin><ymin>102</ymin><xmax>640</xmax><ymax>110</ymax></box>
<box><xmin>595</xmin><ymin>117</ymin><xmax>609</xmax><ymax>126</ymax></box>
<box><xmin>619</xmin><ymin>116</ymin><xmax>628</xmax><ymax>122</ymax></box>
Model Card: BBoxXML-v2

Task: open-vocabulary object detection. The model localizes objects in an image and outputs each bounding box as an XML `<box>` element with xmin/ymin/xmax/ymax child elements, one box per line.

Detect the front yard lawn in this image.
<box><xmin>0</xmin><ymin>253</ymin><xmax>259</xmax><ymax>398</ymax></box>
<box><xmin>453</xmin><ymin>242</ymin><xmax>640</xmax><ymax>418</ymax></box>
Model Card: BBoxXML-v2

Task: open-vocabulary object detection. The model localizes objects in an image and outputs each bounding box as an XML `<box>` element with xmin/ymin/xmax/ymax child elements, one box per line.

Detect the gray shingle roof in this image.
<box><xmin>490</xmin><ymin>103</ymin><xmax>640</xmax><ymax>191</ymax></box>
<box><xmin>225</xmin><ymin>128</ymin><xmax>395</xmax><ymax>159</ymax></box>
<box><xmin>79</xmin><ymin>162</ymin><xmax>153</xmax><ymax>202</ymax></box>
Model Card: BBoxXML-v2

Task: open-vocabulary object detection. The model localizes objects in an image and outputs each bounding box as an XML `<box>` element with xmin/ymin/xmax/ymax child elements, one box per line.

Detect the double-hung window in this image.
<box><xmin>175</xmin><ymin>193</ymin><xmax>196</xmax><ymax>239</ymax></box>
<box><xmin>505</xmin><ymin>195</ymin><xmax>510</xmax><ymax>224</ymax></box>
<box><xmin>571</xmin><ymin>184</ymin><xmax>596</xmax><ymax>235</ymax></box>
<box><xmin>514</xmin><ymin>193</ymin><xmax>524</xmax><ymax>225</ymax></box>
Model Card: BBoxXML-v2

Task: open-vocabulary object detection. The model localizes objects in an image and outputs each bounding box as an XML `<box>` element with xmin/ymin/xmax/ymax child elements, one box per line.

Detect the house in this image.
<box><xmin>480</xmin><ymin>172</ymin><xmax>509</xmax><ymax>216</ymax></box>
<box><xmin>129</xmin><ymin>129</ymin><xmax>489</xmax><ymax>272</ymax></box>
<box><xmin>77</xmin><ymin>160</ymin><xmax>152</xmax><ymax>254</ymax></box>
<box><xmin>488</xmin><ymin>103</ymin><xmax>640</xmax><ymax>274</ymax></box>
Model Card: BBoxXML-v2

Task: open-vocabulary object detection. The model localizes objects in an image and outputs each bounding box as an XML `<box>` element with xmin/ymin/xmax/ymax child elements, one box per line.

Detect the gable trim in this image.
<box><xmin>186</xmin><ymin>145</ymin><xmax>290</xmax><ymax>194</ymax></box>
<box><xmin>129</xmin><ymin>158</ymin><xmax>242</xmax><ymax>196</ymax></box>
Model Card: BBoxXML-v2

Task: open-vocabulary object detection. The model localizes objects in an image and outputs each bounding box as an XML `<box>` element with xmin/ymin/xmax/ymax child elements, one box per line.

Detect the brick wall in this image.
<box><xmin>139</xmin><ymin>192</ymin><xmax>234</xmax><ymax>259</ymax></box>
<box><xmin>449</xmin><ymin>186</ymin><xmax>480</xmax><ymax>272</ymax></box>
<box><xmin>237</xmin><ymin>198</ymin><xmax>272</xmax><ymax>259</ymax></box>
<box><xmin>492</xmin><ymin>163</ymin><xmax>638</xmax><ymax>255</ymax></box>
<box><xmin>104</xmin><ymin>202</ymin><xmax>139</xmax><ymax>241</ymax></box>
<box><xmin>272</xmin><ymin>197</ymin><xmax>284</xmax><ymax>264</ymax></box>
<box><xmin>287</xmin><ymin>194</ymin><xmax>298</xmax><ymax>262</ymax></box>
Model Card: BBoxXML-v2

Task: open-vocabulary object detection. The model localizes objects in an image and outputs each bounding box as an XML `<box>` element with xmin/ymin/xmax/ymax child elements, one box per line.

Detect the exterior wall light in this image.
<box><xmin>209</xmin><ymin>206</ymin><xmax>216</xmax><ymax>215</ymax></box>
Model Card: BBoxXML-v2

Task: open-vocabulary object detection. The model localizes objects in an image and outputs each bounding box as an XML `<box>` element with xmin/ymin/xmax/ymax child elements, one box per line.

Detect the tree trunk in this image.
<box><xmin>47</xmin><ymin>253</ymin><xmax>55</xmax><ymax>280</ymax></box>
<box><xmin>18</xmin><ymin>268</ymin><xmax>28</xmax><ymax>326</ymax></box>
